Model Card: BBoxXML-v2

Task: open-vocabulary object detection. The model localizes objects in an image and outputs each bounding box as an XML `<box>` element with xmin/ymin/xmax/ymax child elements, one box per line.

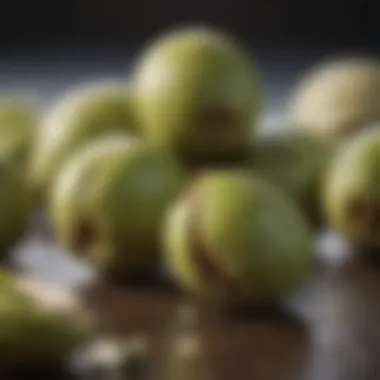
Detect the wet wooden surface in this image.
<box><xmin>81</xmin><ymin>277</ymin><xmax>309</xmax><ymax>380</ymax></box>
<box><xmin>8</xmin><ymin>217</ymin><xmax>380</xmax><ymax>380</ymax></box>
<box><xmin>75</xmin><ymin>238</ymin><xmax>380</xmax><ymax>380</ymax></box>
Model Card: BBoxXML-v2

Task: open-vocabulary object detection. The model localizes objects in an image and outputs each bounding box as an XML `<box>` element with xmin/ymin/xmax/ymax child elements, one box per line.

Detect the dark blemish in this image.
<box><xmin>195</xmin><ymin>107</ymin><xmax>236</xmax><ymax>135</ymax></box>
<box><xmin>347</xmin><ymin>198</ymin><xmax>367</xmax><ymax>220</ymax></box>
<box><xmin>347</xmin><ymin>197</ymin><xmax>380</xmax><ymax>233</ymax></box>
<box><xmin>364</xmin><ymin>208</ymin><xmax>380</xmax><ymax>234</ymax></box>
<box><xmin>187</xmin><ymin>189</ymin><xmax>241</xmax><ymax>297</ymax></box>
<box><xmin>337</xmin><ymin>113</ymin><xmax>374</xmax><ymax>140</ymax></box>
<box><xmin>73</xmin><ymin>219</ymin><xmax>97</xmax><ymax>253</ymax></box>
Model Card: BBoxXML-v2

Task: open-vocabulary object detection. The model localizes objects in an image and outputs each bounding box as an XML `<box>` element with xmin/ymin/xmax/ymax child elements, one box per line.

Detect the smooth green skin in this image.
<box><xmin>324</xmin><ymin>126</ymin><xmax>380</xmax><ymax>248</ymax></box>
<box><xmin>29</xmin><ymin>84</ymin><xmax>138</xmax><ymax>199</ymax></box>
<box><xmin>0</xmin><ymin>98</ymin><xmax>40</xmax><ymax>174</ymax></box>
<box><xmin>0</xmin><ymin>160</ymin><xmax>32</xmax><ymax>256</ymax></box>
<box><xmin>49</xmin><ymin>141</ymin><xmax>187</xmax><ymax>275</ymax></box>
<box><xmin>133</xmin><ymin>27</ymin><xmax>261</xmax><ymax>164</ymax></box>
<box><xmin>0</xmin><ymin>279</ymin><xmax>91</xmax><ymax>369</ymax></box>
<box><xmin>163</xmin><ymin>171</ymin><xmax>313</xmax><ymax>306</ymax></box>
<box><xmin>247</xmin><ymin>130</ymin><xmax>331</xmax><ymax>227</ymax></box>
<box><xmin>0</xmin><ymin>268</ymin><xmax>13</xmax><ymax>289</ymax></box>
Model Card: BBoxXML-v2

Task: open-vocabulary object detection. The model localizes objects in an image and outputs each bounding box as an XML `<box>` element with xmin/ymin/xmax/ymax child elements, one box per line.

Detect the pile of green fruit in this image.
<box><xmin>2</xmin><ymin>24</ymin><xmax>380</xmax><ymax>371</ymax></box>
<box><xmin>41</xmin><ymin>27</ymin><xmax>315</xmax><ymax>307</ymax></box>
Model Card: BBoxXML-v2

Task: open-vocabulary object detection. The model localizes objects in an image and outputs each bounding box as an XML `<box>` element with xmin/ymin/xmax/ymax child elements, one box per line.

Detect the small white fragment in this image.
<box><xmin>176</xmin><ymin>335</ymin><xmax>200</xmax><ymax>358</ymax></box>
<box><xmin>316</xmin><ymin>230</ymin><xmax>351</xmax><ymax>266</ymax></box>
<box><xmin>176</xmin><ymin>304</ymin><xmax>198</xmax><ymax>329</ymax></box>
<box><xmin>14</xmin><ymin>275</ymin><xmax>84</xmax><ymax>317</ymax></box>
<box><xmin>82</xmin><ymin>337</ymin><xmax>122</xmax><ymax>367</ymax></box>
<box><xmin>122</xmin><ymin>336</ymin><xmax>149</xmax><ymax>358</ymax></box>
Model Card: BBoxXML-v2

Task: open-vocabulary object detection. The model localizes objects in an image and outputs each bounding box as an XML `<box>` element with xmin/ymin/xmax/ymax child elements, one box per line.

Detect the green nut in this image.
<box><xmin>29</xmin><ymin>83</ymin><xmax>138</xmax><ymax>199</ymax></box>
<box><xmin>0</xmin><ymin>159</ymin><xmax>32</xmax><ymax>258</ymax></box>
<box><xmin>247</xmin><ymin>129</ymin><xmax>331</xmax><ymax>227</ymax></box>
<box><xmin>49</xmin><ymin>139</ymin><xmax>187</xmax><ymax>275</ymax></box>
<box><xmin>162</xmin><ymin>170</ymin><xmax>313</xmax><ymax>307</ymax></box>
<box><xmin>0</xmin><ymin>97</ymin><xmax>40</xmax><ymax>174</ymax></box>
<box><xmin>133</xmin><ymin>26</ymin><xmax>261</xmax><ymax>165</ymax></box>
<box><xmin>0</xmin><ymin>274</ymin><xmax>92</xmax><ymax>370</ymax></box>
<box><xmin>324</xmin><ymin>126</ymin><xmax>380</xmax><ymax>248</ymax></box>
<box><xmin>289</xmin><ymin>57</ymin><xmax>380</xmax><ymax>146</ymax></box>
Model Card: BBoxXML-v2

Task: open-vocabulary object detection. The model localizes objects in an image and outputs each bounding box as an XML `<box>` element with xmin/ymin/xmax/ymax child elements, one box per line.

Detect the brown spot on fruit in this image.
<box><xmin>334</xmin><ymin>112</ymin><xmax>375</xmax><ymax>142</ymax></box>
<box><xmin>347</xmin><ymin>198</ymin><xmax>366</xmax><ymax>220</ymax></box>
<box><xmin>186</xmin><ymin>186</ymin><xmax>241</xmax><ymax>298</ymax></box>
<box><xmin>195</xmin><ymin>107</ymin><xmax>236</xmax><ymax>137</ymax></box>
<box><xmin>365</xmin><ymin>208</ymin><xmax>380</xmax><ymax>233</ymax></box>
<box><xmin>347</xmin><ymin>197</ymin><xmax>380</xmax><ymax>233</ymax></box>
<box><xmin>73</xmin><ymin>219</ymin><xmax>97</xmax><ymax>252</ymax></box>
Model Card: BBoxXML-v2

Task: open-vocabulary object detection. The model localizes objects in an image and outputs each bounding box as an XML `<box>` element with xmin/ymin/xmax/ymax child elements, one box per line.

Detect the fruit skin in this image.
<box><xmin>132</xmin><ymin>26</ymin><xmax>261</xmax><ymax>165</ymax></box>
<box><xmin>0</xmin><ymin>97</ymin><xmax>40</xmax><ymax>173</ymax></box>
<box><xmin>0</xmin><ymin>273</ymin><xmax>92</xmax><ymax>370</ymax></box>
<box><xmin>0</xmin><ymin>159</ymin><xmax>32</xmax><ymax>259</ymax></box>
<box><xmin>29</xmin><ymin>83</ymin><xmax>138</xmax><ymax>199</ymax></box>
<box><xmin>247</xmin><ymin>129</ymin><xmax>331</xmax><ymax>227</ymax></box>
<box><xmin>289</xmin><ymin>57</ymin><xmax>380</xmax><ymax>145</ymax></box>
<box><xmin>0</xmin><ymin>268</ymin><xmax>13</xmax><ymax>288</ymax></box>
<box><xmin>49</xmin><ymin>140</ymin><xmax>187</xmax><ymax>276</ymax></box>
<box><xmin>323</xmin><ymin>126</ymin><xmax>380</xmax><ymax>249</ymax></box>
<box><xmin>162</xmin><ymin>171</ymin><xmax>312</xmax><ymax>307</ymax></box>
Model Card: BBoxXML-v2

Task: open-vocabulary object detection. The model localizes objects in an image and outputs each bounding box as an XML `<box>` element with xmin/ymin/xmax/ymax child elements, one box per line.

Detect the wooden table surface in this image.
<box><xmin>20</xmin><ymin>231</ymin><xmax>374</xmax><ymax>380</ymax></box>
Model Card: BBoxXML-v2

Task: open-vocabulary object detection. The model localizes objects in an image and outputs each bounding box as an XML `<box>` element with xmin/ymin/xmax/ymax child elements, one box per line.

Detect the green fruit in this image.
<box><xmin>247</xmin><ymin>130</ymin><xmax>331</xmax><ymax>227</ymax></box>
<box><xmin>0</xmin><ymin>159</ymin><xmax>32</xmax><ymax>257</ymax></box>
<box><xmin>324</xmin><ymin>126</ymin><xmax>380</xmax><ymax>248</ymax></box>
<box><xmin>289</xmin><ymin>57</ymin><xmax>380</xmax><ymax>145</ymax></box>
<box><xmin>29</xmin><ymin>83</ymin><xmax>137</xmax><ymax>198</ymax></box>
<box><xmin>0</xmin><ymin>274</ymin><xmax>92</xmax><ymax>369</ymax></box>
<box><xmin>0</xmin><ymin>97</ymin><xmax>40</xmax><ymax>172</ymax></box>
<box><xmin>133</xmin><ymin>26</ymin><xmax>261</xmax><ymax>165</ymax></box>
<box><xmin>49</xmin><ymin>141</ymin><xmax>187</xmax><ymax>275</ymax></box>
<box><xmin>162</xmin><ymin>171</ymin><xmax>312</xmax><ymax>307</ymax></box>
<box><xmin>0</xmin><ymin>268</ymin><xmax>14</xmax><ymax>289</ymax></box>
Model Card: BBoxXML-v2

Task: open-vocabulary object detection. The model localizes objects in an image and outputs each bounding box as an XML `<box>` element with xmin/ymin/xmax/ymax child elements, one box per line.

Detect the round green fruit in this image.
<box><xmin>324</xmin><ymin>126</ymin><xmax>380</xmax><ymax>249</ymax></box>
<box><xmin>29</xmin><ymin>83</ymin><xmax>138</xmax><ymax>198</ymax></box>
<box><xmin>49</xmin><ymin>141</ymin><xmax>187</xmax><ymax>275</ymax></box>
<box><xmin>0</xmin><ymin>159</ymin><xmax>32</xmax><ymax>257</ymax></box>
<box><xmin>132</xmin><ymin>26</ymin><xmax>261</xmax><ymax>165</ymax></box>
<box><xmin>162</xmin><ymin>171</ymin><xmax>313</xmax><ymax>307</ymax></box>
<box><xmin>247</xmin><ymin>129</ymin><xmax>331</xmax><ymax>227</ymax></box>
<box><xmin>0</xmin><ymin>273</ymin><xmax>92</xmax><ymax>370</ymax></box>
<box><xmin>0</xmin><ymin>267</ymin><xmax>13</xmax><ymax>289</ymax></box>
<box><xmin>289</xmin><ymin>57</ymin><xmax>380</xmax><ymax>145</ymax></box>
<box><xmin>0</xmin><ymin>97</ymin><xmax>40</xmax><ymax>173</ymax></box>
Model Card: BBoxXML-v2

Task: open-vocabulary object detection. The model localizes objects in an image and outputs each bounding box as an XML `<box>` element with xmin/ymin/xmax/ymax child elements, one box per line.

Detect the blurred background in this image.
<box><xmin>1</xmin><ymin>0</ymin><xmax>379</xmax><ymax>122</ymax></box>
